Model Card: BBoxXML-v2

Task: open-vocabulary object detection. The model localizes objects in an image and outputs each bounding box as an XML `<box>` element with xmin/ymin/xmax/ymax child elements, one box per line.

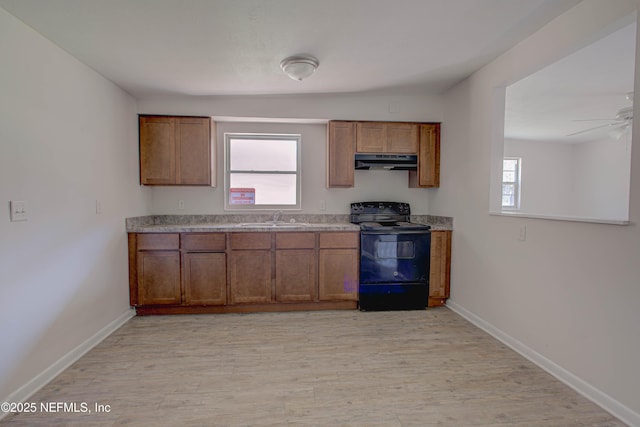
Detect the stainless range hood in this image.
<box><xmin>354</xmin><ymin>154</ymin><xmax>418</xmax><ymax>170</ymax></box>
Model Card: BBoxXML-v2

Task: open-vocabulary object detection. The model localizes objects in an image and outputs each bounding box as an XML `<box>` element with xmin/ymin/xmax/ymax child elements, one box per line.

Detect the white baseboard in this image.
<box><xmin>446</xmin><ymin>300</ymin><xmax>640</xmax><ymax>427</ymax></box>
<box><xmin>0</xmin><ymin>308</ymin><xmax>135</xmax><ymax>421</ymax></box>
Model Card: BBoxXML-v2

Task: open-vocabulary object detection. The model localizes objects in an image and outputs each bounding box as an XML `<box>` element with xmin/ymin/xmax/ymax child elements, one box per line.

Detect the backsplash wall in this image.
<box><xmin>149</xmin><ymin>121</ymin><xmax>436</xmax><ymax>215</ymax></box>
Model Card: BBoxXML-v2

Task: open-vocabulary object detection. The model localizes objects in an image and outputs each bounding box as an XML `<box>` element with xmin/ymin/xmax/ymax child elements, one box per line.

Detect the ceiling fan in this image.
<box><xmin>567</xmin><ymin>92</ymin><xmax>634</xmax><ymax>138</ymax></box>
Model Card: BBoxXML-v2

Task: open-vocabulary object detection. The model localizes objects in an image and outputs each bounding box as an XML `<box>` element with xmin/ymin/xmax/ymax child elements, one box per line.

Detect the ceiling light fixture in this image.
<box><xmin>280</xmin><ymin>55</ymin><xmax>319</xmax><ymax>81</ymax></box>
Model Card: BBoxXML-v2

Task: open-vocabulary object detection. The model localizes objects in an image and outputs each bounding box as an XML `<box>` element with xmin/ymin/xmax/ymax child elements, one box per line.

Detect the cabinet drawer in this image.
<box><xmin>181</xmin><ymin>233</ymin><xmax>226</xmax><ymax>251</ymax></box>
<box><xmin>319</xmin><ymin>232</ymin><xmax>359</xmax><ymax>249</ymax></box>
<box><xmin>230</xmin><ymin>232</ymin><xmax>272</xmax><ymax>250</ymax></box>
<box><xmin>276</xmin><ymin>232</ymin><xmax>316</xmax><ymax>249</ymax></box>
<box><xmin>137</xmin><ymin>233</ymin><xmax>179</xmax><ymax>250</ymax></box>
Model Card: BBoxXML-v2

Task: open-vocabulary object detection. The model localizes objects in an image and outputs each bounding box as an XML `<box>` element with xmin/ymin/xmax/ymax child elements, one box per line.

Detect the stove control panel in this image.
<box><xmin>350</xmin><ymin>202</ymin><xmax>411</xmax><ymax>215</ymax></box>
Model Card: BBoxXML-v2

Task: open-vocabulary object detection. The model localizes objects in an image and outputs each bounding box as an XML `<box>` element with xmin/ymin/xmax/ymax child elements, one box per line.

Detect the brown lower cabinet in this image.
<box><xmin>229</xmin><ymin>250</ymin><xmax>272</xmax><ymax>304</ymax></box>
<box><xmin>182</xmin><ymin>233</ymin><xmax>227</xmax><ymax>305</ymax></box>
<box><xmin>128</xmin><ymin>231</ymin><xmax>360</xmax><ymax>315</ymax></box>
<box><xmin>131</xmin><ymin>233</ymin><xmax>180</xmax><ymax>305</ymax></box>
<box><xmin>183</xmin><ymin>252</ymin><xmax>226</xmax><ymax>305</ymax></box>
<box><xmin>275</xmin><ymin>233</ymin><xmax>317</xmax><ymax>302</ymax></box>
<box><xmin>137</xmin><ymin>251</ymin><xmax>181</xmax><ymax>305</ymax></box>
<box><xmin>228</xmin><ymin>232</ymin><xmax>272</xmax><ymax>304</ymax></box>
<box><xmin>129</xmin><ymin>229</ymin><xmax>451</xmax><ymax>314</ymax></box>
<box><xmin>428</xmin><ymin>230</ymin><xmax>452</xmax><ymax>307</ymax></box>
<box><xmin>318</xmin><ymin>232</ymin><xmax>359</xmax><ymax>301</ymax></box>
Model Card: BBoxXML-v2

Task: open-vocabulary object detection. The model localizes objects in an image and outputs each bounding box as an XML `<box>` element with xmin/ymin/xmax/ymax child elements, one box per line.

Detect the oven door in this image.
<box><xmin>359</xmin><ymin>230</ymin><xmax>431</xmax><ymax>311</ymax></box>
<box><xmin>360</xmin><ymin>230</ymin><xmax>431</xmax><ymax>284</ymax></box>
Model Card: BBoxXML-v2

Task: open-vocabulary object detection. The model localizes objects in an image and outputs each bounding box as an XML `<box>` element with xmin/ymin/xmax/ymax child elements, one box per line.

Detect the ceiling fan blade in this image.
<box><xmin>571</xmin><ymin>118</ymin><xmax>618</xmax><ymax>122</ymax></box>
<box><xmin>566</xmin><ymin>122</ymin><xmax>623</xmax><ymax>137</ymax></box>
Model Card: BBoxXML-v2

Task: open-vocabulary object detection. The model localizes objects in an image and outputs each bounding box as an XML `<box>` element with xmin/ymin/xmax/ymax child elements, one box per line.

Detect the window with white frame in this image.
<box><xmin>502</xmin><ymin>157</ymin><xmax>521</xmax><ymax>210</ymax></box>
<box><xmin>224</xmin><ymin>133</ymin><xmax>301</xmax><ymax>210</ymax></box>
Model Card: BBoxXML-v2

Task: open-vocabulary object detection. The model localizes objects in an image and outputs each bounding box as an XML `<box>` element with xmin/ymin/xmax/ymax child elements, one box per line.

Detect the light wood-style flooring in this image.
<box><xmin>2</xmin><ymin>308</ymin><xmax>625</xmax><ymax>426</ymax></box>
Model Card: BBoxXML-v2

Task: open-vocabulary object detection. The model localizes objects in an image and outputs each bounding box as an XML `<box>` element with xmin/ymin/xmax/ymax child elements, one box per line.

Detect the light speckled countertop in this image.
<box><xmin>126</xmin><ymin>214</ymin><xmax>452</xmax><ymax>233</ymax></box>
<box><xmin>127</xmin><ymin>222</ymin><xmax>360</xmax><ymax>233</ymax></box>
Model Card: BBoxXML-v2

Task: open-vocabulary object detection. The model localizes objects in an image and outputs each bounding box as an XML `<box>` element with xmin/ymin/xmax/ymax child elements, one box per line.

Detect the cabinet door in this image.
<box><xmin>275</xmin><ymin>250</ymin><xmax>317</xmax><ymax>302</ymax></box>
<box><xmin>139</xmin><ymin>116</ymin><xmax>176</xmax><ymax>185</ymax></box>
<box><xmin>327</xmin><ymin>121</ymin><xmax>355</xmax><ymax>188</ymax></box>
<box><xmin>183</xmin><ymin>252</ymin><xmax>226</xmax><ymax>305</ymax></box>
<box><xmin>428</xmin><ymin>230</ymin><xmax>451</xmax><ymax>307</ymax></box>
<box><xmin>409</xmin><ymin>124</ymin><xmax>440</xmax><ymax>188</ymax></box>
<box><xmin>356</xmin><ymin>122</ymin><xmax>385</xmax><ymax>153</ymax></box>
<box><xmin>229</xmin><ymin>250</ymin><xmax>272</xmax><ymax>304</ymax></box>
<box><xmin>318</xmin><ymin>249</ymin><xmax>359</xmax><ymax>301</ymax></box>
<box><xmin>386</xmin><ymin>123</ymin><xmax>418</xmax><ymax>153</ymax></box>
<box><xmin>137</xmin><ymin>251</ymin><xmax>181</xmax><ymax>305</ymax></box>
<box><xmin>176</xmin><ymin>117</ymin><xmax>211</xmax><ymax>185</ymax></box>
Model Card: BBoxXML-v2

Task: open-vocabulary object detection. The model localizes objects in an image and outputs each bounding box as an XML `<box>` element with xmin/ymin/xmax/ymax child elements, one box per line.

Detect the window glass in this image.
<box><xmin>229</xmin><ymin>138</ymin><xmax>297</xmax><ymax>171</ymax></box>
<box><xmin>225</xmin><ymin>133</ymin><xmax>301</xmax><ymax>210</ymax></box>
<box><xmin>229</xmin><ymin>173</ymin><xmax>297</xmax><ymax>205</ymax></box>
<box><xmin>502</xmin><ymin>157</ymin><xmax>521</xmax><ymax>210</ymax></box>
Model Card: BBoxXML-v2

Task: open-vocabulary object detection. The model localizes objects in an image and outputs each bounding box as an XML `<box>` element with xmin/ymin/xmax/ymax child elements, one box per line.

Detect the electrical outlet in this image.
<box><xmin>319</xmin><ymin>200</ymin><xmax>326</xmax><ymax>211</ymax></box>
<box><xmin>178</xmin><ymin>200</ymin><xmax>185</xmax><ymax>210</ymax></box>
<box><xmin>96</xmin><ymin>200</ymin><xmax>102</xmax><ymax>214</ymax></box>
<box><xmin>518</xmin><ymin>225</ymin><xmax>527</xmax><ymax>241</ymax></box>
<box><xmin>10</xmin><ymin>200</ymin><xmax>28</xmax><ymax>222</ymax></box>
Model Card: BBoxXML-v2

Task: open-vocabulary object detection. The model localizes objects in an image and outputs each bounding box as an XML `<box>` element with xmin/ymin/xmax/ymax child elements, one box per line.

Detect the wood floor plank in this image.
<box><xmin>2</xmin><ymin>308</ymin><xmax>626</xmax><ymax>426</ymax></box>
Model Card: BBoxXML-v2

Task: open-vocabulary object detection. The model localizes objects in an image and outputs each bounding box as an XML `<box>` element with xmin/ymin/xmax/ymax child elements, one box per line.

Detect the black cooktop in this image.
<box><xmin>350</xmin><ymin>202</ymin><xmax>430</xmax><ymax>231</ymax></box>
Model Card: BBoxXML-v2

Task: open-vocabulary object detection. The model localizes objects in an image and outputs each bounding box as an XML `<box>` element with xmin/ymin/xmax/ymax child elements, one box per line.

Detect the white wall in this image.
<box><xmin>149</xmin><ymin>121</ymin><xmax>434</xmax><ymax>215</ymax></box>
<box><xmin>137</xmin><ymin>93</ymin><xmax>443</xmax><ymax>123</ymax></box>
<box><xmin>504</xmin><ymin>138</ymin><xmax>575</xmax><ymax>216</ymax></box>
<box><xmin>138</xmin><ymin>94</ymin><xmax>444</xmax><ymax>215</ymax></box>
<box><xmin>0</xmin><ymin>8</ymin><xmax>150</xmax><ymax>403</ymax></box>
<box><xmin>4</xmin><ymin>0</ymin><xmax>638</xmax><ymax>422</ymax></box>
<box><xmin>505</xmin><ymin>136</ymin><xmax>632</xmax><ymax>220</ymax></box>
<box><xmin>433</xmin><ymin>0</ymin><xmax>640</xmax><ymax>423</ymax></box>
<box><xmin>572</xmin><ymin>135</ymin><xmax>632</xmax><ymax>220</ymax></box>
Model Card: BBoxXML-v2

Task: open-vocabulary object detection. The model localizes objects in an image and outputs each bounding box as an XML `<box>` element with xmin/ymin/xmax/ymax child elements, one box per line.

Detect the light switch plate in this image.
<box><xmin>10</xmin><ymin>200</ymin><xmax>28</xmax><ymax>222</ymax></box>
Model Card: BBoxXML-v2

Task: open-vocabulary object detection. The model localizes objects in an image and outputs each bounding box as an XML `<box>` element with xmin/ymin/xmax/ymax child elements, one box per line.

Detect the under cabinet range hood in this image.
<box><xmin>354</xmin><ymin>154</ymin><xmax>418</xmax><ymax>170</ymax></box>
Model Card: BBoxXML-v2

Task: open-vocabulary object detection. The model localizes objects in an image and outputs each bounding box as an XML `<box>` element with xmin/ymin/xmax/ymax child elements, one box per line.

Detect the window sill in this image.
<box><xmin>489</xmin><ymin>210</ymin><xmax>631</xmax><ymax>226</ymax></box>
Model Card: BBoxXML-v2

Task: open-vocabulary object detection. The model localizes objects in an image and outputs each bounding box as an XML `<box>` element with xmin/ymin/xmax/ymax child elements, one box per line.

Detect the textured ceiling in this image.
<box><xmin>2</xmin><ymin>0</ymin><xmax>633</xmax><ymax>143</ymax></box>
<box><xmin>0</xmin><ymin>0</ymin><xmax>580</xmax><ymax>97</ymax></box>
<box><xmin>505</xmin><ymin>20</ymin><xmax>636</xmax><ymax>143</ymax></box>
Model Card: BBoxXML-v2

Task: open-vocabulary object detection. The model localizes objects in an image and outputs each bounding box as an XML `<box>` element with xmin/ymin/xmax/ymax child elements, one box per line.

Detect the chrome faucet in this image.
<box><xmin>272</xmin><ymin>210</ymin><xmax>283</xmax><ymax>222</ymax></box>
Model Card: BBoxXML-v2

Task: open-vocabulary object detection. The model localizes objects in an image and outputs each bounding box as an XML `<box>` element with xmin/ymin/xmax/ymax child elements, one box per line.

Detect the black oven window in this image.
<box><xmin>376</xmin><ymin>241</ymin><xmax>415</xmax><ymax>259</ymax></box>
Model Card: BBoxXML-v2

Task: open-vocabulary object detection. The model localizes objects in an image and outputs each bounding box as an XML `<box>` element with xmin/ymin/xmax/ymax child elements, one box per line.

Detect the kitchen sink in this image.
<box><xmin>236</xmin><ymin>222</ymin><xmax>310</xmax><ymax>228</ymax></box>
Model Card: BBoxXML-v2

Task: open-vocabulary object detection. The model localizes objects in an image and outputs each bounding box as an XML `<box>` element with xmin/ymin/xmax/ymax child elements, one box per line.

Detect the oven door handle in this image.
<box><xmin>360</xmin><ymin>229</ymin><xmax>431</xmax><ymax>235</ymax></box>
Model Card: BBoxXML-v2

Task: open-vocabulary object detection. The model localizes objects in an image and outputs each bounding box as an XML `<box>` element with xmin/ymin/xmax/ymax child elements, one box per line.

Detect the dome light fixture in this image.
<box><xmin>280</xmin><ymin>55</ymin><xmax>319</xmax><ymax>81</ymax></box>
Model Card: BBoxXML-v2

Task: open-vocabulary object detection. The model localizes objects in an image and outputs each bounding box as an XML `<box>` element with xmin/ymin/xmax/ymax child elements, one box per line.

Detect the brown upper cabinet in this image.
<box><xmin>139</xmin><ymin>115</ymin><xmax>215</xmax><ymax>186</ymax></box>
<box><xmin>327</xmin><ymin>121</ymin><xmax>356</xmax><ymax>188</ymax></box>
<box><xmin>408</xmin><ymin>124</ymin><xmax>440</xmax><ymax>188</ymax></box>
<box><xmin>327</xmin><ymin>120</ymin><xmax>440</xmax><ymax>188</ymax></box>
<box><xmin>356</xmin><ymin>122</ymin><xmax>418</xmax><ymax>154</ymax></box>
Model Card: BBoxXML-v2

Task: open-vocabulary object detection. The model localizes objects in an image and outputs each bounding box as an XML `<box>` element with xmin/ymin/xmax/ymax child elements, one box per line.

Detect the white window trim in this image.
<box><xmin>224</xmin><ymin>133</ymin><xmax>302</xmax><ymax>211</ymax></box>
<box><xmin>501</xmin><ymin>156</ymin><xmax>521</xmax><ymax>211</ymax></box>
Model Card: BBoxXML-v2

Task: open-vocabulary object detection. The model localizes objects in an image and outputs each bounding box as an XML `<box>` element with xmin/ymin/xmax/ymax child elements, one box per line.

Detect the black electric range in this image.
<box><xmin>351</xmin><ymin>202</ymin><xmax>431</xmax><ymax>311</ymax></box>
